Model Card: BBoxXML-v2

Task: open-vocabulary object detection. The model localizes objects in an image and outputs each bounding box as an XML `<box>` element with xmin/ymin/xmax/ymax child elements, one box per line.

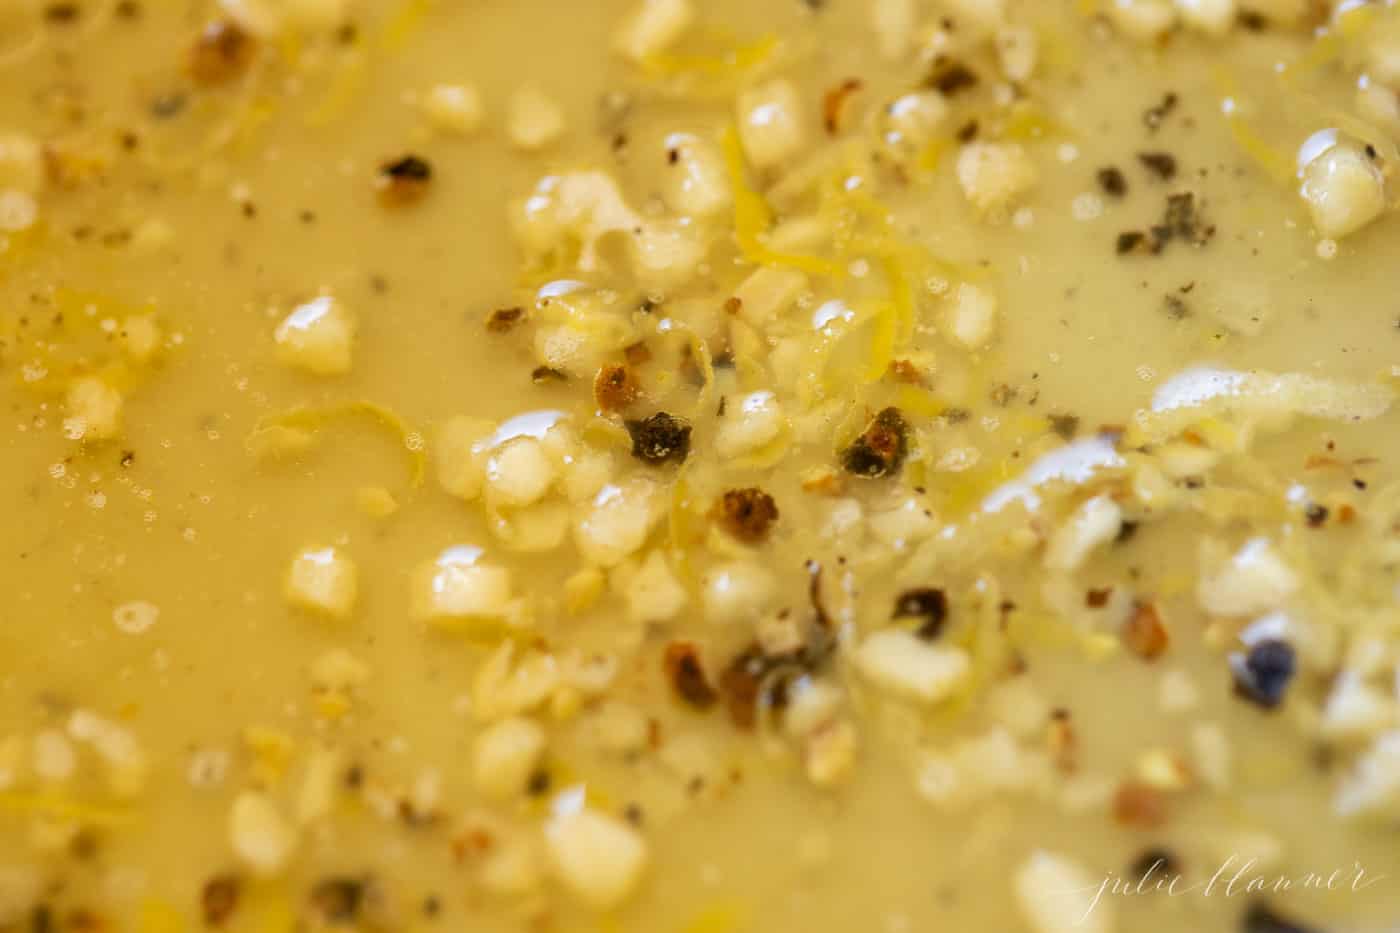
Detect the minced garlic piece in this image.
<box><xmin>1174</xmin><ymin>0</ymin><xmax>1236</xmax><ymax>36</ymax></box>
<box><xmin>872</xmin><ymin>0</ymin><xmax>917</xmax><ymax>59</ymax></box>
<box><xmin>956</xmin><ymin>143</ymin><xmax>1037</xmax><ymax>215</ymax></box>
<box><xmin>296</xmin><ymin>744</ymin><xmax>344</xmax><ymax>825</ymax></box>
<box><xmin>435</xmin><ymin>415</ymin><xmax>493</xmax><ymax>501</ymax></box>
<box><xmin>284</xmin><ymin>547</ymin><xmax>358</xmax><ymax>620</ymax></box>
<box><xmin>119</xmin><ymin>315</ymin><xmax>163</xmax><ymax>363</ymax></box>
<box><xmin>701</xmin><ymin>562</ymin><xmax>777</xmax><ymax>626</ymax></box>
<box><xmin>1334</xmin><ymin>730</ymin><xmax>1400</xmax><ymax>817</ymax></box>
<box><xmin>573</xmin><ymin>478</ymin><xmax>660</xmax><ymax>567</ymax></box>
<box><xmin>473</xmin><ymin>717</ymin><xmax>546</xmax><ymax>800</ymax></box>
<box><xmin>508</xmin><ymin>87</ymin><xmax>567</xmax><ymax>151</ymax></box>
<box><xmin>623</xmin><ymin>550</ymin><xmax>689</xmax><ymax>624</ymax></box>
<box><xmin>273</xmin><ymin>295</ymin><xmax>356</xmax><ymax>376</ymax></box>
<box><xmin>545</xmin><ymin>807</ymin><xmax>649</xmax><ymax>908</ymax></box>
<box><xmin>218</xmin><ymin>0</ymin><xmax>345</xmax><ymax>36</ymax></box>
<box><xmin>1299</xmin><ymin>141</ymin><xmax>1387</xmax><ymax>240</ymax></box>
<box><xmin>411</xmin><ymin>546</ymin><xmax>524</xmax><ymax>630</ymax></box>
<box><xmin>855</xmin><ymin>630</ymin><xmax>970</xmax><ymax>705</ymax></box>
<box><xmin>355</xmin><ymin>485</ymin><xmax>399</xmax><ymax>518</ymax></box>
<box><xmin>995</xmin><ymin>25</ymin><xmax>1038</xmax><ymax>81</ymax></box>
<box><xmin>1015</xmin><ymin>850</ymin><xmax>1116</xmax><ymax>933</ymax></box>
<box><xmin>32</xmin><ymin>731</ymin><xmax>76</xmax><ymax>783</ymax></box>
<box><xmin>485</xmin><ymin>437</ymin><xmax>557</xmax><ymax>508</ymax></box>
<box><xmin>311</xmin><ymin>649</ymin><xmax>370</xmax><ymax>692</ymax></box>
<box><xmin>230</xmin><ymin>791</ymin><xmax>296</xmax><ymax>876</ymax></box>
<box><xmin>1107</xmin><ymin>0</ymin><xmax>1179</xmax><ymax>42</ymax></box>
<box><xmin>614</xmin><ymin>0</ymin><xmax>695</xmax><ymax>63</ymax></box>
<box><xmin>714</xmin><ymin>391</ymin><xmax>786</xmax><ymax>460</ymax></box>
<box><xmin>1196</xmin><ymin>537</ymin><xmax>1298</xmax><ymax>617</ymax></box>
<box><xmin>661</xmin><ymin>132</ymin><xmax>730</xmax><ymax>218</ymax></box>
<box><xmin>472</xmin><ymin>643</ymin><xmax>561</xmax><ymax>722</ymax></box>
<box><xmin>0</xmin><ymin>133</ymin><xmax>42</xmax><ymax>194</ymax></box>
<box><xmin>943</xmin><ymin>282</ymin><xmax>998</xmax><ymax>350</ymax></box>
<box><xmin>64</xmin><ymin>377</ymin><xmax>124</xmax><ymax>442</ymax></box>
<box><xmin>113</xmin><ymin>600</ymin><xmax>160</xmax><ymax>635</ymax></box>
<box><xmin>423</xmin><ymin>83</ymin><xmax>485</xmax><ymax>136</ymax></box>
<box><xmin>736</xmin><ymin>80</ymin><xmax>808</xmax><ymax>171</ymax></box>
<box><xmin>0</xmin><ymin>191</ymin><xmax>37</xmax><ymax>232</ymax></box>
<box><xmin>1044</xmin><ymin>495</ymin><xmax>1124</xmax><ymax>572</ymax></box>
<box><xmin>805</xmin><ymin>718</ymin><xmax>858</xmax><ymax>787</ymax></box>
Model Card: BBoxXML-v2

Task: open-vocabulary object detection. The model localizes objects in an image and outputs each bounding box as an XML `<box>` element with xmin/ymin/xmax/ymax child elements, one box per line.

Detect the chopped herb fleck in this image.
<box><xmin>530</xmin><ymin>366</ymin><xmax>567</xmax><ymax>384</ymax></box>
<box><xmin>926</xmin><ymin>59</ymin><xmax>979</xmax><ymax>97</ymax></box>
<box><xmin>1097</xmin><ymin>166</ymin><xmax>1128</xmax><ymax>198</ymax></box>
<box><xmin>485</xmin><ymin>307</ymin><xmax>524</xmax><ymax>332</ymax></box>
<box><xmin>376</xmin><ymin>155</ymin><xmax>433</xmax><ymax>206</ymax></box>
<box><xmin>1143</xmin><ymin>92</ymin><xmax>1179</xmax><ymax>132</ymax></box>
<box><xmin>1163</xmin><ymin>294</ymin><xmax>1191</xmax><ymax>319</ymax></box>
<box><xmin>1137</xmin><ymin>151</ymin><xmax>1178</xmax><ymax>181</ymax></box>
<box><xmin>1048</xmin><ymin>413</ymin><xmax>1080</xmax><ymax>440</ymax></box>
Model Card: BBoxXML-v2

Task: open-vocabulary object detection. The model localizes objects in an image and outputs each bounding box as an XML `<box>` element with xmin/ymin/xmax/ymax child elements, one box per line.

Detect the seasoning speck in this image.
<box><xmin>1137</xmin><ymin>152</ymin><xmax>1178</xmax><ymax>181</ymax></box>
<box><xmin>1097</xmin><ymin>167</ymin><xmax>1128</xmax><ymax>198</ymax></box>
<box><xmin>893</xmin><ymin>588</ymin><xmax>948</xmax><ymax>639</ymax></box>
<box><xmin>713</xmin><ymin>487</ymin><xmax>779</xmax><ymax>543</ymax></box>
<box><xmin>1230</xmin><ymin>639</ymin><xmax>1297</xmax><ymax>710</ymax></box>
<box><xmin>113</xmin><ymin>600</ymin><xmax>159</xmax><ymax>635</ymax></box>
<box><xmin>376</xmin><ymin>155</ymin><xmax>433</xmax><ymax>206</ymax></box>
<box><xmin>840</xmin><ymin>407</ymin><xmax>909</xmax><ymax>478</ymax></box>
<box><xmin>664</xmin><ymin>642</ymin><xmax>718</xmax><ymax>709</ymax></box>
<box><xmin>625</xmin><ymin>412</ymin><xmax>692</xmax><ymax>465</ymax></box>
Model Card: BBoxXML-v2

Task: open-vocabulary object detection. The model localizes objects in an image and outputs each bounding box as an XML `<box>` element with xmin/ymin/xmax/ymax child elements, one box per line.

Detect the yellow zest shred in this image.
<box><xmin>862</xmin><ymin>301</ymin><xmax>899</xmax><ymax>384</ymax></box>
<box><xmin>380</xmin><ymin>0</ymin><xmax>435</xmax><ymax>52</ymax></box>
<box><xmin>642</xmin><ymin>33</ymin><xmax>778</xmax><ymax>78</ymax></box>
<box><xmin>720</xmin><ymin>126</ymin><xmax>842</xmax><ymax>277</ymax></box>
<box><xmin>681</xmin><ymin>900</ymin><xmax>748</xmax><ymax>933</ymax></box>
<box><xmin>688</xmin><ymin>329</ymin><xmax>717</xmax><ymax>416</ymax></box>
<box><xmin>1281</xmin><ymin>3</ymin><xmax>1379</xmax><ymax>81</ymax></box>
<box><xmin>246</xmin><ymin>401</ymin><xmax>427</xmax><ymax>487</ymax></box>
<box><xmin>1210</xmin><ymin>67</ymin><xmax>1295</xmax><ymax>186</ymax></box>
<box><xmin>894</xmin><ymin>386</ymin><xmax>947</xmax><ymax>419</ymax></box>
<box><xmin>0</xmin><ymin>790</ymin><xmax>133</xmax><ymax>827</ymax></box>
<box><xmin>728</xmin><ymin>426</ymin><xmax>794</xmax><ymax>471</ymax></box>
<box><xmin>138</xmin><ymin>899</ymin><xmax>183</xmax><ymax>933</ymax></box>
<box><xmin>915</xmin><ymin>137</ymin><xmax>953</xmax><ymax>174</ymax></box>
<box><xmin>306</xmin><ymin>38</ymin><xmax>370</xmax><ymax>127</ymax></box>
<box><xmin>257</xmin><ymin>889</ymin><xmax>297</xmax><ymax>933</ymax></box>
<box><xmin>998</xmin><ymin>102</ymin><xmax>1068</xmax><ymax>142</ymax></box>
<box><xmin>668</xmin><ymin>464</ymin><xmax>701</xmax><ymax>586</ymax></box>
